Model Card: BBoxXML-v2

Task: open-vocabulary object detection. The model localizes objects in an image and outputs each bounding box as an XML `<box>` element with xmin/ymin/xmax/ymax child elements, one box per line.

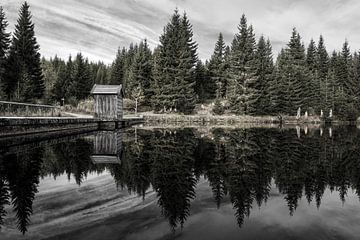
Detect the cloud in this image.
<box><xmin>2</xmin><ymin>0</ymin><xmax>360</xmax><ymax>63</ymax></box>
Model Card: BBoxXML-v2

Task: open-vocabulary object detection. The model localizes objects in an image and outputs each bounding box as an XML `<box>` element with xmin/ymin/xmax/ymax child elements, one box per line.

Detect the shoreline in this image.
<box><xmin>140</xmin><ymin>113</ymin><xmax>334</xmax><ymax>125</ymax></box>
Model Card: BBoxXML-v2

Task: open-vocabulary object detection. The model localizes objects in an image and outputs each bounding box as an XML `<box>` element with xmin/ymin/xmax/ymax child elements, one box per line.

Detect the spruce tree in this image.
<box><xmin>250</xmin><ymin>36</ymin><xmax>274</xmax><ymax>115</ymax></box>
<box><xmin>110</xmin><ymin>47</ymin><xmax>125</xmax><ymax>85</ymax></box>
<box><xmin>306</xmin><ymin>39</ymin><xmax>320</xmax><ymax>112</ymax></box>
<box><xmin>306</xmin><ymin>39</ymin><xmax>317</xmax><ymax>71</ymax></box>
<box><xmin>273</xmin><ymin>28</ymin><xmax>312</xmax><ymax>115</ymax></box>
<box><xmin>68</xmin><ymin>53</ymin><xmax>92</xmax><ymax>101</ymax></box>
<box><xmin>123</xmin><ymin>43</ymin><xmax>137</xmax><ymax>96</ymax></box>
<box><xmin>194</xmin><ymin>60</ymin><xmax>212</xmax><ymax>102</ymax></box>
<box><xmin>128</xmin><ymin>39</ymin><xmax>153</xmax><ymax>106</ymax></box>
<box><xmin>0</xmin><ymin>7</ymin><xmax>10</xmax><ymax>99</ymax></box>
<box><xmin>151</xmin><ymin>10</ymin><xmax>197</xmax><ymax>114</ymax></box>
<box><xmin>227</xmin><ymin>14</ymin><xmax>257</xmax><ymax>114</ymax></box>
<box><xmin>181</xmin><ymin>13</ymin><xmax>198</xmax><ymax>68</ymax></box>
<box><xmin>5</xmin><ymin>2</ymin><xmax>44</xmax><ymax>101</ymax></box>
<box><xmin>209</xmin><ymin>33</ymin><xmax>227</xmax><ymax>98</ymax></box>
<box><xmin>316</xmin><ymin>35</ymin><xmax>330</xmax><ymax>111</ymax></box>
<box><xmin>52</xmin><ymin>62</ymin><xmax>68</xmax><ymax>103</ymax></box>
<box><xmin>41</xmin><ymin>58</ymin><xmax>60</xmax><ymax>103</ymax></box>
<box><xmin>95</xmin><ymin>64</ymin><xmax>108</xmax><ymax>84</ymax></box>
<box><xmin>338</xmin><ymin>40</ymin><xmax>352</xmax><ymax>95</ymax></box>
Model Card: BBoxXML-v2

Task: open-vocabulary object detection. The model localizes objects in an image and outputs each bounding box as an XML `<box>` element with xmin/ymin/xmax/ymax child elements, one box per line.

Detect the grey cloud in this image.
<box><xmin>2</xmin><ymin>0</ymin><xmax>360</xmax><ymax>63</ymax></box>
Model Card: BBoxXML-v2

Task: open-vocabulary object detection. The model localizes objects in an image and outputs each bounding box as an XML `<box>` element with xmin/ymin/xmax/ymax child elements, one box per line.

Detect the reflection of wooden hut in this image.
<box><xmin>90</xmin><ymin>84</ymin><xmax>123</xmax><ymax>120</ymax></box>
<box><xmin>90</xmin><ymin>130</ymin><xmax>122</xmax><ymax>164</ymax></box>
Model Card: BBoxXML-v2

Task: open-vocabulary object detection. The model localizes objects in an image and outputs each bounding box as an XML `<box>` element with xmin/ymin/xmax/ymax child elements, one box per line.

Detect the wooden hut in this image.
<box><xmin>90</xmin><ymin>84</ymin><xmax>123</xmax><ymax>120</ymax></box>
<box><xmin>90</xmin><ymin>130</ymin><xmax>122</xmax><ymax>164</ymax></box>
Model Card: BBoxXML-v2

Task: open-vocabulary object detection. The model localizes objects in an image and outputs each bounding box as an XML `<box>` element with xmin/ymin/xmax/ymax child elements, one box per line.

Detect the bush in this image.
<box><xmin>213</xmin><ymin>98</ymin><xmax>224</xmax><ymax>115</ymax></box>
<box><xmin>123</xmin><ymin>98</ymin><xmax>135</xmax><ymax>112</ymax></box>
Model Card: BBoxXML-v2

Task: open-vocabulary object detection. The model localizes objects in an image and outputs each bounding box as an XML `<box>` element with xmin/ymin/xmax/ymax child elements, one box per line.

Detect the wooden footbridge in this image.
<box><xmin>0</xmin><ymin>85</ymin><xmax>144</xmax><ymax>137</ymax></box>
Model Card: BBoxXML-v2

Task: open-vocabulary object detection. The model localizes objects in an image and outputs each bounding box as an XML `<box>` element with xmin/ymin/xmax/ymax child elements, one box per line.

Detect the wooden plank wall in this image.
<box><xmin>117</xmin><ymin>96</ymin><xmax>123</xmax><ymax>120</ymax></box>
<box><xmin>94</xmin><ymin>94</ymin><xmax>122</xmax><ymax>120</ymax></box>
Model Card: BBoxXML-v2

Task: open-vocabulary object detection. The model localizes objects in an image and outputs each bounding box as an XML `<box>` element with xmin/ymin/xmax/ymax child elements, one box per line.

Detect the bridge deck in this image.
<box><xmin>0</xmin><ymin>116</ymin><xmax>143</xmax><ymax>137</ymax></box>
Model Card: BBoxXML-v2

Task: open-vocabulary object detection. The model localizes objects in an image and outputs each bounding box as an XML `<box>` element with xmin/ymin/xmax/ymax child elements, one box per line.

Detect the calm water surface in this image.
<box><xmin>1</xmin><ymin>126</ymin><xmax>360</xmax><ymax>239</ymax></box>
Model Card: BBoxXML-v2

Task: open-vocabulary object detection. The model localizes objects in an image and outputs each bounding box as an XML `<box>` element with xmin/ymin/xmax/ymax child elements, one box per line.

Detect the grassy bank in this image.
<box><xmin>142</xmin><ymin>113</ymin><xmax>322</xmax><ymax>125</ymax></box>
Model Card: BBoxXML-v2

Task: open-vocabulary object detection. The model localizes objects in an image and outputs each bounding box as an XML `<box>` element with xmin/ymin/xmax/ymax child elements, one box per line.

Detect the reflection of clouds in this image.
<box><xmin>3</xmin><ymin>0</ymin><xmax>360</xmax><ymax>63</ymax></box>
<box><xmin>114</xmin><ymin>183</ymin><xmax>360</xmax><ymax>240</ymax></box>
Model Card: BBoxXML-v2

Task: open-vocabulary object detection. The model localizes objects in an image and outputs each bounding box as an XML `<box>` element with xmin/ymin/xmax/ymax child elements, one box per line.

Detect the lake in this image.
<box><xmin>1</xmin><ymin>125</ymin><xmax>360</xmax><ymax>239</ymax></box>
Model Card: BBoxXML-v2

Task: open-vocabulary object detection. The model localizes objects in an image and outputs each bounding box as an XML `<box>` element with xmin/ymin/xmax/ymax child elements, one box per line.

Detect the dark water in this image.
<box><xmin>1</xmin><ymin>126</ymin><xmax>360</xmax><ymax>239</ymax></box>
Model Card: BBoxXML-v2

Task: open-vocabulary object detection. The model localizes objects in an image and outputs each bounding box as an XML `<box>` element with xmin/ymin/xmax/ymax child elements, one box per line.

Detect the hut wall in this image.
<box><xmin>93</xmin><ymin>91</ymin><xmax>123</xmax><ymax>120</ymax></box>
<box><xmin>117</xmin><ymin>95</ymin><xmax>123</xmax><ymax>120</ymax></box>
<box><xmin>94</xmin><ymin>95</ymin><xmax>119</xmax><ymax>119</ymax></box>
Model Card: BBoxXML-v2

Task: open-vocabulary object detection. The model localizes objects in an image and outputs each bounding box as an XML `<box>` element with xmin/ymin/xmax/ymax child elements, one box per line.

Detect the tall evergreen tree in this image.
<box><xmin>194</xmin><ymin>60</ymin><xmax>212</xmax><ymax>101</ymax></box>
<box><xmin>338</xmin><ymin>40</ymin><xmax>352</xmax><ymax>95</ymax></box>
<box><xmin>128</xmin><ymin>39</ymin><xmax>153</xmax><ymax>106</ymax></box>
<box><xmin>306</xmin><ymin>39</ymin><xmax>317</xmax><ymax>71</ymax></box>
<box><xmin>209</xmin><ymin>33</ymin><xmax>226</xmax><ymax>98</ymax></box>
<box><xmin>0</xmin><ymin>7</ymin><xmax>10</xmax><ymax>99</ymax></box>
<box><xmin>5</xmin><ymin>2</ymin><xmax>44</xmax><ymax>101</ymax></box>
<box><xmin>227</xmin><ymin>14</ymin><xmax>257</xmax><ymax>114</ymax></box>
<box><xmin>52</xmin><ymin>61</ymin><xmax>68</xmax><ymax>103</ymax></box>
<box><xmin>316</xmin><ymin>35</ymin><xmax>330</xmax><ymax>111</ymax></box>
<box><xmin>306</xmin><ymin>39</ymin><xmax>320</xmax><ymax>111</ymax></box>
<box><xmin>68</xmin><ymin>53</ymin><xmax>92</xmax><ymax>101</ymax></box>
<box><xmin>110</xmin><ymin>47</ymin><xmax>125</xmax><ymax>85</ymax></box>
<box><xmin>272</xmin><ymin>28</ymin><xmax>312</xmax><ymax>115</ymax></box>
<box><xmin>250</xmin><ymin>36</ymin><xmax>274</xmax><ymax>115</ymax></box>
<box><xmin>151</xmin><ymin>10</ymin><xmax>197</xmax><ymax>114</ymax></box>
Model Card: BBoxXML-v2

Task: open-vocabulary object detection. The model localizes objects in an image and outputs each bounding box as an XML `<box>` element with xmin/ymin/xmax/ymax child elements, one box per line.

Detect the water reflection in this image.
<box><xmin>1</xmin><ymin>126</ymin><xmax>360</xmax><ymax>235</ymax></box>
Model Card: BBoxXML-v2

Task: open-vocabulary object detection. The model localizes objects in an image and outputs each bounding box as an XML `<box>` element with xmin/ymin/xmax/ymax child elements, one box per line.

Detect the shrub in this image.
<box><xmin>213</xmin><ymin>98</ymin><xmax>224</xmax><ymax>115</ymax></box>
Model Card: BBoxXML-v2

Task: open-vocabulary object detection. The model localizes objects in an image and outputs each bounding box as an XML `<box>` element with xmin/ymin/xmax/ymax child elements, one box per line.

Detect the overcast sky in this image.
<box><xmin>2</xmin><ymin>0</ymin><xmax>359</xmax><ymax>63</ymax></box>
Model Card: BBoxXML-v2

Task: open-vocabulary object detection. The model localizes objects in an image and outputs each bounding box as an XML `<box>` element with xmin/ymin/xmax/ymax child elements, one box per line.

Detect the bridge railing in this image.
<box><xmin>0</xmin><ymin>101</ymin><xmax>60</xmax><ymax>117</ymax></box>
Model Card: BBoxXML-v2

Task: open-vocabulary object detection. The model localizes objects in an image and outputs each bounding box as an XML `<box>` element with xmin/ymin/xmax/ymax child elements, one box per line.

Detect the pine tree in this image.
<box><xmin>68</xmin><ymin>53</ymin><xmax>92</xmax><ymax>101</ymax></box>
<box><xmin>5</xmin><ymin>2</ymin><xmax>44</xmax><ymax>101</ymax></box>
<box><xmin>95</xmin><ymin>64</ymin><xmax>108</xmax><ymax>84</ymax></box>
<box><xmin>208</xmin><ymin>33</ymin><xmax>227</xmax><ymax>98</ymax></box>
<box><xmin>317</xmin><ymin>35</ymin><xmax>330</xmax><ymax>111</ymax></box>
<box><xmin>52</xmin><ymin>62</ymin><xmax>68</xmax><ymax>103</ymax></box>
<box><xmin>306</xmin><ymin>39</ymin><xmax>317</xmax><ymax>71</ymax></box>
<box><xmin>0</xmin><ymin>7</ymin><xmax>10</xmax><ymax>99</ymax></box>
<box><xmin>338</xmin><ymin>40</ymin><xmax>352</xmax><ymax>95</ymax></box>
<box><xmin>268</xmin><ymin>49</ymin><xmax>286</xmax><ymax>113</ymax></box>
<box><xmin>273</xmin><ymin>28</ymin><xmax>312</xmax><ymax>115</ymax></box>
<box><xmin>123</xmin><ymin>43</ymin><xmax>138</xmax><ymax>96</ymax></box>
<box><xmin>41</xmin><ymin>58</ymin><xmax>58</xmax><ymax>103</ymax></box>
<box><xmin>110</xmin><ymin>47</ymin><xmax>125</xmax><ymax>85</ymax></box>
<box><xmin>227</xmin><ymin>14</ymin><xmax>257</xmax><ymax>114</ymax></box>
<box><xmin>128</xmin><ymin>39</ymin><xmax>152</xmax><ymax>106</ymax></box>
<box><xmin>306</xmin><ymin>39</ymin><xmax>320</xmax><ymax>112</ymax></box>
<box><xmin>151</xmin><ymin>10</ymin><xmax>197</xmax><ymax>114</ymax></box>
<box><xmin>194</xmin><ymin>60</ymin><xmax>212</xmax><ymax>102</ymax></box>
<box><xmin>249</xmin><ymin>36</ymin><xmax>274</xmax><ymax>115</ymax></box>
<box><xmin>181</xmin><ymin>13</ymin><xmax>198</xmax><ymax>68</ymax></box>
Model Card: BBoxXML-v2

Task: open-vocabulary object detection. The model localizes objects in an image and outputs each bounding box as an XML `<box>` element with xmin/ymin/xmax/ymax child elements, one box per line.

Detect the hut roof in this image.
<box><xmin>90</xmin><ymin>84</ymin><xmax>123</xmax><ymax>95</ymax></box>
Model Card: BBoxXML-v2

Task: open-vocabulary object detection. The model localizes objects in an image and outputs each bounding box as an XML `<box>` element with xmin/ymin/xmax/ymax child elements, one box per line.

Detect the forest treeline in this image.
<box><xmin>1</xmin><ymin>3</ymin><xmax>360</xmax><ymax>119</ymax></box>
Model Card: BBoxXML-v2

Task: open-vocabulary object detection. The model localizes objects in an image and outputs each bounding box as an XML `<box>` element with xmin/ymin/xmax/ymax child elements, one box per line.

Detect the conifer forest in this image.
<box><xmin>1</xmin><ymin>3</ymin><xmax>360</xmax><ymax>120</ymax></box>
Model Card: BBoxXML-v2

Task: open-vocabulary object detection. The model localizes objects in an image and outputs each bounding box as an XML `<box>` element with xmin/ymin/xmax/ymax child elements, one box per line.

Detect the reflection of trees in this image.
<box><xmin>3</xmin><ymin>126</ymin><xmax>360</xmax><ymax>234</ymax></box>
<box><xmin>205</xmin><ymin>140</ymin><xmax>227</xmax><ymax>208</ymax></box>
<box><xmin>251</xmin><ymin>130</ymin><xmax>273</xmax><ymax>208</ymax></box>
<box><xmin>0</xmin><ymin>156</ymin><xmax>9</xmax><ymax>230</ymax></box>
<box><xmin>2</xmin><ymin>149</ymin><xmax>43</xmax><ymax>234</ymax></box>
<box><xmin>124</xmin><ymin>130</ymin><xmax>151</xmax><ymax>199</ymax></box>
<box><xmin>44</xmin><ymin>139</ymin><xmax>95</xmax><ymax>185</ymax></box>
<box><xmin>225</xmin><ymin>129</ymin><xmax>257</xmax><ymax>226</ymax></box>
<box><xmin>274</xmin><ymin>130</ymin><xmax>304</xmax><ymax>215</ymax></box>
<box><xmin>150</xmin><ymin>129</ymin><xmax>197</xmax><ymax>230</ymax></box>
